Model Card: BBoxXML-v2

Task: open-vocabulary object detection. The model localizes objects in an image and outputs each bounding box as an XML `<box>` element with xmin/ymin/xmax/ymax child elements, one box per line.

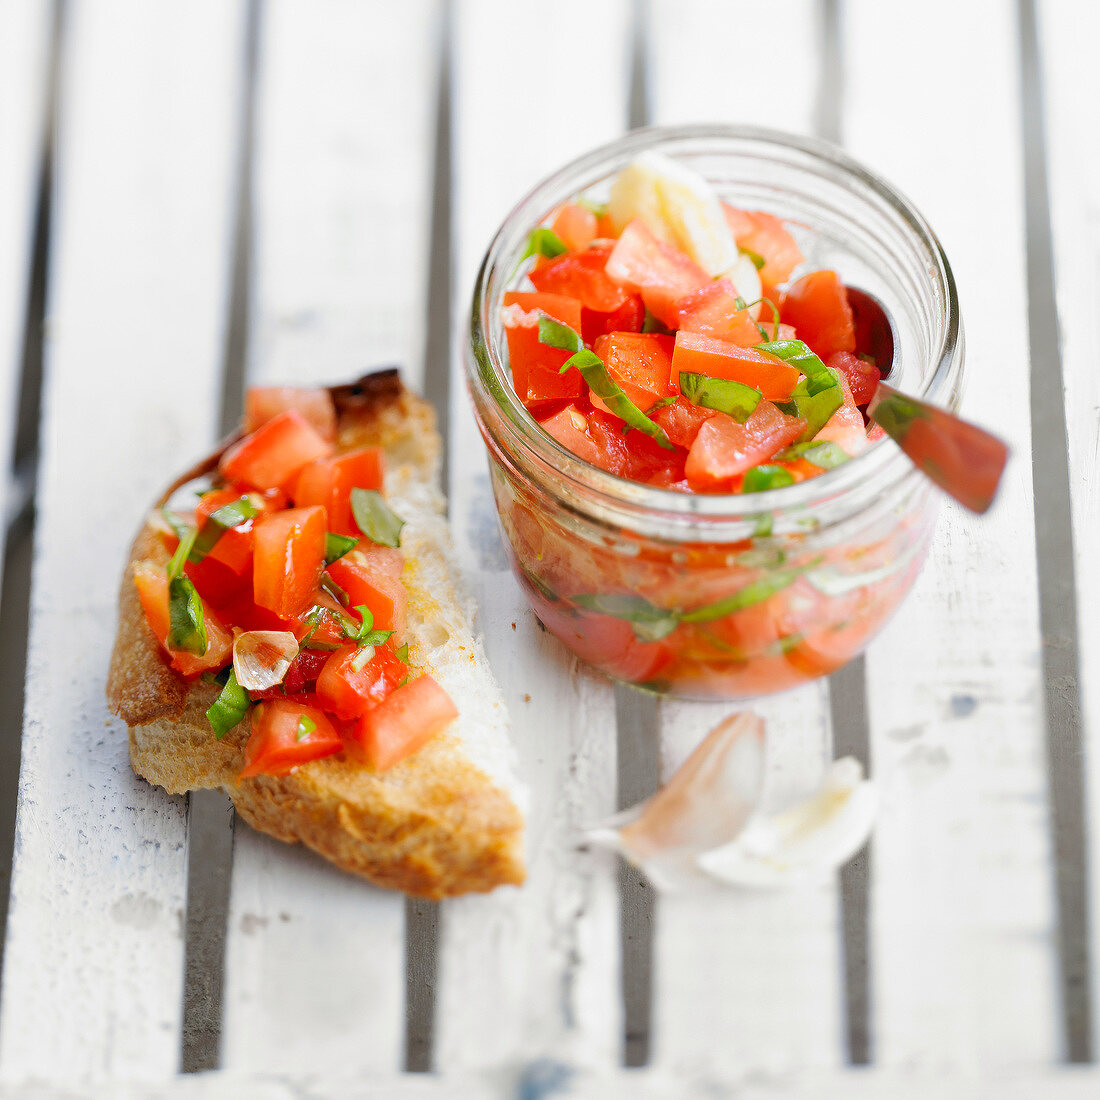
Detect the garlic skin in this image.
<box><xmin>585</xmin><ymin>713</ymin><xmax>877</xmax><ymax>892</ymax></box>
<box><xmin>232</xmin><ymin>630</ymin><xmax>299</xmax><ymax>691</ymax></box>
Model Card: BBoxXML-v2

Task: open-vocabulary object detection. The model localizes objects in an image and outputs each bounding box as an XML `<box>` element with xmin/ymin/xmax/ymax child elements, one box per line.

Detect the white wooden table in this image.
<box><xmin>0</xmin><ymin>0</ymin><xmax>1098</xmax><ymax>1095</ymax></box>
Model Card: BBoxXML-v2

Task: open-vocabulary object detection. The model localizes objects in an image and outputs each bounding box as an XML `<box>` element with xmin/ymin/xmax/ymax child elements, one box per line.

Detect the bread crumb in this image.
<box><xmin>511</xmin><ymin>622</ymin><xmax>517</xmax><ymax>630</ymax></box>
<box><xmin>524</xmin><ymin>694</ymin><xmax>531</xmax><ymax>703</ymax></box>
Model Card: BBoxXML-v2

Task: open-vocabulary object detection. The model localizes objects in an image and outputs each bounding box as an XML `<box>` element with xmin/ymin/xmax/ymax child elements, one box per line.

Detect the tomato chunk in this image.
<box><xmin>220</xmin><ymin>410</ymin><xmax>333</xmax><ymax>491</ymax></box>
<box><xmin>780</xmin><ymin>271</ymin><xmax>856</xmax><ymax>361</ymax></box>
<box><xmin>133</xmin><ymin>563</ymin><xmax>234</xmax><ymax>677</ymax></box>
<box><xmin>502</xmin><ymin>291</ymin><xmax>585</xmax><ymax>405</ymax></box>
<box><xmin>550</xmin><ymin>203</ymin><xmax>599</xmax><ymax>252</ymax></box>
<box><xmin>352</xmin><ymin>675</ymin><xmax>458</xmax><ymax>771</ymax></box>
<box><xmin>605</xmin><ymin>219</ymin><xmax>709</xmax><ymax>326</ymax></box>
<box><xmin>652</xmin><ymin>396</ymin><xmax>716</xmax><ymax>449</ymax></box>
<box><xmin>672</xmin><ymin>331</ymin><xmax>801</xmax><ymax>402</ymax></box>
<box><xmin>667</xmin><ymin>278</ymin><xmax>763</xmax><ymax>345</ymax></box>
<box><xmin>539</xmin><ymin>406</ymin><xmax>604</xmax><ymax>466</ymax></box>
<box><xmin>590</xmin><ymin>333</ymin><xmax>675</xmax><ymax>416</ymax></box>
<box><xmin>293</xmin><ymin>446</ymin><xmax>385</xmax><ymax>535</ymax></box>
<box><xmin>828</xmin><ymin>350</ymin><xmax>881</xmax><ymax>407</ymax></box>
<box><xmin>253</xmin><ymin>506</ymin><xmax>327</xmax><ymax>619</ymax></box>
<box><xmin>581</xmin><ymin>293</ymin><xmax>646</xmax><ymax>345</ymax></box>
<box><xmin>529</xmin><ymin>245</ymin><xmax>630</xmax><ymax>313</ymax></box>
<box><xmin>239</xmin><ymin>699</ymin><xmax>343</xmax><ymax>779</ymax></box>
<box><xmin>244</xmin><ymin>387</ymin><xmax>337</xmax><ymax>442</ymax></box>
<box><xmin>685</xmin><ymin>401</ymin><xmax>806</xmax><ymax>488</ymax></box>
<box><xmin>316</xmin><ymin>643</ymin><xmax>409</xmax><ymax>720</ymax></box>
<box><xmin>722</xmin><ymin>205</ymin><xmax>804</xmax><ymax>292</ymax></box>
<box><xmin>327</xmin><ymin>555</ymin><xmax>407</xmax><ymax>643</ymax></box>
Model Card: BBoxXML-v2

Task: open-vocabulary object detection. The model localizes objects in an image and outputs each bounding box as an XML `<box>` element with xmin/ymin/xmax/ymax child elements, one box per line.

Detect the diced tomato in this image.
<box><xmin>281</xmin><ymin>649</ymin><xmax>332</xmax><ymax>695</ymax></box>
<box><xmin>220</xmin><ymin>410</ymin><xmax>333</xmax><ymax>492</ymax></box>
<box><xmin>352</xmin><ymin>675</ymin><xmax>458</xmax><ymax>771</ymax></box>
<box><xmin>316</xmin><ymin>643</ymin><xmax>409</xmax><ymax>720</ymax></box>
<box><xmin>502</xmin><ymin>291</ymin><xmax>585</xmax><ymax>405</ymax></box>
<box><xmin>752</xmin><ymin>319</ymin><xmax>797</xmax><ymax>343</ymax></box>
<box><xmin>244</xmin><ymin>387</ymin><xmax>337</xmax><ymax>442</ymax></box>
<box><xmin>193</xmin><ymin>488</ymin><xmax>272</xmax><ymax>575</ymax></box>
<box><xmin>581</xmin><ymin>293</ymin><xmax>645</xmax><ymax>345</ymax></box>
<box><xmin>780</xmin><ymin>271</ymin><xmax>856</xmax><ymax>361</ymax></box>
<box><xmin>539</xmin><ymin>406</ymin><xmax>605</xmax><ymax>466</ymax></box>
<box><xmin>550</xmin><ymin>203</ymin><xmax>599</xmax><ymax>252</ymax></box>
<box><xmin>529</xmin><ymin>245</ymin><xmax>630</xmax><ymax>314</ymax></box>
<box><xmin>238</xmin><ymin>699</ymin><xmax>343</xmax><ymax>779</ymax></box>
<box><xmin>685</xmin><ymin>401</ymin><xmax>806</xmax><ymax>488</ymax></box>
<box><xmin>828</xmin><ymin>351</ymin><xmax>881</xmax><ymax>407</ymax></box>
<box><xmin>652</xmin><ymin>396</ymin><xmax>716</xmax><ymax>449</ymax></box>
<box><xmin>253</xmin><ymin>506</ymin><xmax>327</xmax><ymax>619</ymax></box>
<box><xmin>285</xmin><ymin>587</ymin><xmax>353</xmax><ymax>647</ymax></box>
<box><xmin>667</xmin><ymin>278</ymin><xmax>763</xmax><ymax>345</ymax></box>
<box><xmin>184</xmin><ymin>554</ymin><xmax>251</xmax><ymax>609</ymax></box>
<box><xmin>671</xmin><ymin>331</ymin><xmax>801</xmax><ymax>402</ymax></box>
<box><xmin>589</xmin><ymin>333</ymin><xmax>675</xmax><ymax>416</ymax></box>
<box><xmin>327</xmin><ymin>556</ymin><xmax>407</xmax><ymax>643</ymax></box>
<box><xmin>293</xmin><ymin>446</ymin><xmax>385</xmax><ymax>535</ymax></box>
<box><xmin>133</xmin><ymin>563</ymin><xmax>234</xmax><ymax>677</ymax></box>
<box><xmin>605</xmin><ymin>219</ymin><xmax>709</xmax><ymax>327</ymax></box>
<box><xmin>721</xmin><ymin>205</ymin><xmax>804</xmax><ymax>293</ymax></box>
<box><xmin>814</xmin><ymin>403</ymin><xmax>869</xmax><ymax>456</ymax></box>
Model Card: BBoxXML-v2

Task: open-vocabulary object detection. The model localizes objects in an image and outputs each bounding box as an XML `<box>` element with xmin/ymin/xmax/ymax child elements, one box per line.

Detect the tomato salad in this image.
<box><xmin>489</xmin><ymin>151</ymin><xmax>929</xmax><ymax>697</ymax></box>
<box><xmin>137</xmin><ymin>388</ymin><xmax>458</xmax><ymax>778</ymax></box>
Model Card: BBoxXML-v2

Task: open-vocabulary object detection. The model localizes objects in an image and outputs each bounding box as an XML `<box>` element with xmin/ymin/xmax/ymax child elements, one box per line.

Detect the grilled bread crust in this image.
<box><xmin>107</xmin><ymin>371</ymin><xmax>525</xmax><ymax>898</ymax></box>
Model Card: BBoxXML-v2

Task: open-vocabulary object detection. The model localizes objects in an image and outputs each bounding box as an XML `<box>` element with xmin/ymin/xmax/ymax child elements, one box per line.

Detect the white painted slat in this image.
<box><xmin>1037</xmin><ymin>0</ymin><xmax>1100</xmax><ymax>1059</ymax></box>
<box><xmin>0</xmin><ymin>0</ymin><xmax>245</xmax><ymax>1083</ymax></box>
<box><xmin>220</xmin><ymin>0</ymin><xmax>438</xmax><ymax>1074</ymax></box>
<box><xmin>0</xmin><ymin>0</ymin><xmax>51</xmax><ymax>550</ymax></box>
<box><xmin>844</xmin><ymin>0</ymin><xmax>1057</xmax><ymax>1069</ymax></box>
<box><xmin>434</xmin><ymin>0</ymin><xmax>630</xmax><ymax>1070</ymax></box>
<box><xmin>645</xmin><ymin>0</ymin><xmax>846</xmax><ymax>1076</ymax></box>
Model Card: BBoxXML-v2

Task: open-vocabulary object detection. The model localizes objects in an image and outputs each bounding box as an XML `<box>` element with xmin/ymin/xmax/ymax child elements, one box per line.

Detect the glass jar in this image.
<box><xmin>464</xmin><ymin>125</ymin><xmax>963</xmax><ymax>700</ymax></box>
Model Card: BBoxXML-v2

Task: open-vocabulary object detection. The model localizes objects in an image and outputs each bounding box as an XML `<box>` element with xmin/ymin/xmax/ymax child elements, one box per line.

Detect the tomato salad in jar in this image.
<box><xmin>469</xmin><ymin>134</ymin><xmax>956</xmax><ymax>699</ymax></box>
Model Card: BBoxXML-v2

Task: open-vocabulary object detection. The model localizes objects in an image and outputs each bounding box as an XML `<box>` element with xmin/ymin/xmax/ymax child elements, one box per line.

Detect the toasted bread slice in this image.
<box><xmin>107</xmin><ymin>370</ymin><xmax>525</xmax><ymax>898</ymax></box>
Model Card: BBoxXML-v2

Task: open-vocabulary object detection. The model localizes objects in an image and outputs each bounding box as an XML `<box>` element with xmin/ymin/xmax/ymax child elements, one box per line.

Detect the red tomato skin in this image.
<box><xmin>780</xmin><ymin>271</ymin><xmax>856</xmax><ymax>361</ymax></box>
<box><xmin>685</xmin><ymin>401</ymin><xmax>807</xmax><ymax>488</ymax></box>
<box><xmin>529</xmin><ymin>245</ymin><xmax>630</xmax><ymax>313</ymax></box>
<box><xmin>721</xmin><ymin>205</ymin><xmax>805</xmax><ymax>293</ymax></box>
<box><xmin>605</xmin><ymin>219</ymin><xmax>709</xmax><ymax>326</ymax></box>
<box><xmin>581</xmin><ymin>293</ymin><xmax>645</xmax><ymax>345</ymax></box>
<box><xmin>538</xmin><ymin>406</ymin><xmax>605</xmax><ymax>467</ymax></box>
<box><xmin>238</xmin><ymin>699</ymin><xmax>343</xmax><ymax>779</ymax></box>
<box><xmin>316</xmin><ymin>643</ymin><xmax>409</xmax><ymax>720</ymax></box>
<box><xmin>827</xmin><ymin>351</ymin><xmax>881</xmax><ymax>407</ymax></box>
<box><xmin>589</xmin><ymin>333</ymin><xmax>675</xmax><ymax>416</ymax></box>
<box><xmin>293</xmin><ymin>447</ymin><xmax>385</xmax><ymax>535</ymax></box>
<box><xmin>671</xmin><ymin>331</ymin><xmax>801</xmax><ymax>402</ymax></box>
<box><xmin>669</xmin><ymin>279</ymin><xmax>763</xmax><ymax>345</ymax></box>
<box><xmin>184</xmin><ymin>554</ymin><xmax>251</xmax><ymax>609</ymax></box>
<box><xmin>220</xmin><ymin>409</ymin><xmax>333</xmax><ymax>491</ymax></box>
<box><xmin>252</xmin><ymin>506</ymin><xmax>327</xmax><ymax>619</ymax></box>
<box><xmin>502</xmin><ymin>291</ymin><xmax>585</xmax><ymax>405</ymax></box>
<box><xmin>244</xmin><ymin>387</ymin><xmax>337</xmax><ymax>442</ymax></box>
<box><xmin>133</xmin><ymin>564</ymin><xmax>234</xmax><ymax>677</ymax></box>
<box><xmin>653</xmin><ymin>396</ymin><xmax>717</xmax><ymax>449</ymax></box>
<box><xmin>327</xmin><ymin>557</ymin><xmax>407</xmax><ymax>643</ymax></box>
<box><xmin>352</xmin><ymin>675</ymin><xmax>459</xmax><ymax>771</ymax></box>
<box><xmin>550</xmin><ymin>203</ymin><xmax>599</xmax><ymax>252</ymax></box>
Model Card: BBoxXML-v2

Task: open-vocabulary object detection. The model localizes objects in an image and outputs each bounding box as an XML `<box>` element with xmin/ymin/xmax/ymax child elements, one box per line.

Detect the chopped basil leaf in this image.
<box><xmin>320</xmin><ymin>573</ymin><xmax>350</xmax><ymax>607</ymax></box>
<box><xmin>742</xmin><ymin>464</ymin><xmax>796</xmax><ymax>493</ymax></box>
<box><xmin>573</xmin><ymin>593</ymin><xmax>679</xmax><ymax>641</ymax></box>
<box><xmin>345</xmin><ymin>604</ymin><xmax>394</xmax><ymax>648</ymax></box>
<box><xmin>537</xmin><ymin>318</ymin><xmax>674</xmax><ymax>450</ymax></box>
<box><xmin>350</xmin><ymin>488</ymin><xmax>405</xmax><ymax>548</ymax></box>
<box><xmin>761</xmin><ymin>338</ymin><xmax>843</xmax><ymax>440</ymax></box>
<box><xmin>739</xmin><ymin>246</ymin><xmax>766</xmax><ymax>270</ymax></box>
<box><xmin>623</xmin><ymin>394</ymin><xmax>678</xmax><ymax>435</ymax></box>
<box><xmin>775</xmin><ymin>440</ymin><xmax>851</xmax><ymax>469</ymax></box>
<box><xmin>192</xmin><ymin>496</ymin><xmax>259</xmax><ymax>562</ymax></box>
<box><xmin>324</xmin><ymin>532</ymin><xmax>359</xmax><ymax>565</ymax></box>
<box><xmin>641</xmin><ymin>308</ymin><xmax>673</xmax><ymax>335</ymax></box>
<box><xmin>395</xmin><ymin>643</ymin><xmax>409</xmax><ymax>663</ymax></box>
<box><xmin>752</xmin><ymin>514</ymin><xmax>774</xmax><ymax>538</ymax></box>
<box><xmin>160</xmin><ymin>506</ymin><xmax>190</xmax><ymax>541</ymax></box>
<box><xmin>167</xmin><ymin>575</ymin><xmax>207</xmax><ymax>655</ymax></box>
<box><xmin>522</xmin><ymin>227</ymin><xmax>567</xmax><ymax>261</ymax></box>
<box><xmin>679</xmin><ymin>372</ymin><xmax>762</xmax><ymax>423</ymax></box>
<box><xmin>296</xmin><ymin>715</ymin><xmax>317</xmax><ymax>742</ymax></box>
<box><xmin>206</xmin><ymin>669</ymin><xmax>250</xmax><ymax>740</ymax></box>
<box><xmin>166</xmin><ymin>526</ymin><xmax>198</xmax><ymax>581</ymax></box>
<box><xmin>679</xmin><ymin>565</ymin><xmax>813</xmax><ymax>623</ymax></box>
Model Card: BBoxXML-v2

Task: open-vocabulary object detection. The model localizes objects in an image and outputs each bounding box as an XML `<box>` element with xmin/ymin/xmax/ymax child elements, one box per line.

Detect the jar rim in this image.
<box><xmin>467</xmin><ymin>123</ymin><xmax>962</xmax><ymax>531</ymax></box>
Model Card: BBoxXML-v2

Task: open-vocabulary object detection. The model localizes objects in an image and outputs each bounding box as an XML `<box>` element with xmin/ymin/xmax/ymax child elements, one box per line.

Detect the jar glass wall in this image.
<box><xmin>465</xmin><ymin>126</ymin><xmax>963</xmax><ymax>700</ymax></box>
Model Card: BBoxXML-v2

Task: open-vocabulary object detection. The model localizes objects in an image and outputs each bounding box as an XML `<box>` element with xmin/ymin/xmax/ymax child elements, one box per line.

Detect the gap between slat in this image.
<box><xmin>179</xmin><ymin>0</ymin><xmax>263</xmax><ymax>1074</ymax></box>
<box><xmin>1017</xmin><ymin>0</ymin><xmax>1093</xmax><ymax>1064</ymax></box>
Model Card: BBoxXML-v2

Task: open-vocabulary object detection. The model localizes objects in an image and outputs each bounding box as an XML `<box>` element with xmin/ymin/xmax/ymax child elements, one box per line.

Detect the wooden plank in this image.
<box><xmin>0</xmin><ymin>0</ymin><xmax>246</xmax><ymax>1083</ymax></box>
<box><xmin>218</xmin><ymin>0</ymin><xmax>438</xmax><ymax>1075</ymax></box>
<box><xmin>1037</xmin><ymin>0</ymin><xmax>1100</xmax><ymax>1059</ymax></box>
<box><xmin>0</xmin><ymin>0</ymin><xmax>52</xmax><ymax>548</ymax></box>
<box><xmin>843</xmin><ymin>0</ymin><xmax>1058</xmax><ymax>1068</ymax></box>
<box><xmin>433</xmin><ymin>0</ymin><xmax>630</xmax><ymax>1070</ymax></box>
<box><xmin>644</xmin><ymin>0</ymin><xmax>846</xmax><ymax>1077</ymax></box>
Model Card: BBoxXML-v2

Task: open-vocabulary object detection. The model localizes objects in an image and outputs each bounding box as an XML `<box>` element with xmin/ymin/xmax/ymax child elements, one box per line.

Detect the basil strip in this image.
<box><xmin>522</xmin><ymin>227</ymin><xmax>567</xmax><ymax>261</ymax></box>
<box><xmin>577</xmin><ymin>197</ymin><xmax>608</xmax><ymax>217</ymax></box>
<box><xmin>760</xmin><ymin>338</ymin><xmax>843</xmax><ymax>440</ymax></box>
<box><xmin>395</xmin><ymin>643</ymin><xmax>410</xmax><ymax>663</ymax></box>
<box><xmin>192</xmin><ymin>496</ymin><xmax>259</xmax><ymax>562</ymax></box>
<box><xmin>346</xmin><ymin>604</ymin><xmax>393</xmax><ymax>648</ymax></box>
<box><xmin>679</xmin><ymin>371</ymin><xmax>762</xmax><ymax>423</ymax></box>
<box><xmin>678</xmin><ymin>565</ymin><xmax>811</xmax><ymax>623</ymax></box>
<box><xmin>739</xmin><ymin>246</ymin><xmax>765</xmax><ymax>270</ymax></box>
<box><xmin>167</xmin><ymin>575</ymin><xmax>207</xmax><ymax>655</ymax></box>
<box><xmin>296</xmin><ymin>715</ymin><xmax>317</xmax><ymax>742</ymax></box>
<box><xmin>572</xmin><ymin>593</ymin><xmax>679</xmax><ymax>642</ymax></box>
<box><xmin>742</xmin><ymin>464</ymin><xmax>796</xmax><ymax>493</ymax></box>
<box><xmin>775</xmin><ymin>440</ymin><xmax>851</xmax><ymax>469</ymax></box>
<box><xmin>537</xmin><ymin>317</ymin><xmax>674</xmax><ymax>450</ymax></box>
<box><xmin>324</xmin><ymin>532</ymin><xmax>359</xmax><ymax>565</ymax></box>
<box><xmin>350</xmin><ymin>488</ymin><xmax>405</xmax><ymax>548</ymax></box>
<box><xmin>206</xmin><ymin>669</ymin><xmax>250</xmax><ymax>740</ymax></box>
<box><xmin>166</xmin><ymin>526</ymin><xmax>197</xmax><ymax>581</ymax></box>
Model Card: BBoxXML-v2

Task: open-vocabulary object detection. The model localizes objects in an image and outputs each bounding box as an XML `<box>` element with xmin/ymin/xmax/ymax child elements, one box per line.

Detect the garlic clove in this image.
<box><xmin>232</xmin><ymin>630</ymin><xmax>299</xmax><ymax>692</ymax></box>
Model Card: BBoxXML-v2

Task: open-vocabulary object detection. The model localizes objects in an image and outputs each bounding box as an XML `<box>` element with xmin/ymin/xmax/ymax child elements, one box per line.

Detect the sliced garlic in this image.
<box><xmin>232</xmin><ymin>630</ymin><xmax>299</xmax><ymax>692</ymax></box>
